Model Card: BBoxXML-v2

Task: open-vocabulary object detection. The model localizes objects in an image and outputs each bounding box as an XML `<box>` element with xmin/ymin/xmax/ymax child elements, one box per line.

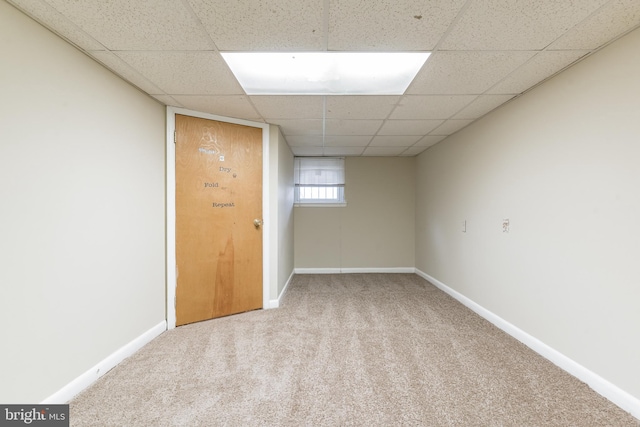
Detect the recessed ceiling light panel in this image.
<box><xmin>221</xmin><ymin>52</ymin><xmax>430</xmax><ymax>95</ymax></box>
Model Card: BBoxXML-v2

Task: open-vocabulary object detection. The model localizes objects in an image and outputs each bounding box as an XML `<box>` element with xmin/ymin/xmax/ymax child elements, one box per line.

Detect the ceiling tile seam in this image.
<box><xmin>179</xmin><ymin>0</ymin><xmax>220</xmax><ymax>52</ymax></box>
<box><xmin>361</xmin><ymin>118</ymin><xmax>392</xmax><ymax>153</ymax></box>
<box><xmin>400</xmin><ymin>0</ymin><xmax>473</xmax><ymax>98</ymax></box>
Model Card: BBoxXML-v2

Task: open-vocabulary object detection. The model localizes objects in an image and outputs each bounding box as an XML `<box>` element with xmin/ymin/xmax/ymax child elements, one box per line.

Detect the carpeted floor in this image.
<box><xmin>70</xmin><ymin>274</ymin><xmax>639</xmax><ymax>426</ymax></box>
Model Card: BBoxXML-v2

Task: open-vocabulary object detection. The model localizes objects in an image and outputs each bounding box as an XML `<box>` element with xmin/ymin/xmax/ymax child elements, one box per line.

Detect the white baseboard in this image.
<box><xmin>41</xmin><ymin>321</ymin><xmax>166</xmax><ymax>404</ymax></box>
<box><xmin>295</xmin><ymin>267</ymin><xmax>415</xmax><ymax>274</ymax></box>
<box><xmin>415</xmin><ymin>269</ymin><xmax>640</xmax><ymax>420</ymax></box>
<box><xmin>268</xmin><ymin>270</ymin><xmax>295</xmax><ymax>308</ymax></box>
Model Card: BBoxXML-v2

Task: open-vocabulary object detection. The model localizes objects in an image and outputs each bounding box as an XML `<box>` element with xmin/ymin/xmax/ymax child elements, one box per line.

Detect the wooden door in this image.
<box><xmin>175</xmin><ymin>114</ymin><xmax>263</xmax><ymax>326</ymax></box>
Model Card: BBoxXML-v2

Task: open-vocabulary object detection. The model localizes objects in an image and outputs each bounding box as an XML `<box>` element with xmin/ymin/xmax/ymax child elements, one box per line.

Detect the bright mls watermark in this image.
<box><xmin>0</xmin><ymin>405</ymin><xmax>68</xmax><ymax>426</ymax></box>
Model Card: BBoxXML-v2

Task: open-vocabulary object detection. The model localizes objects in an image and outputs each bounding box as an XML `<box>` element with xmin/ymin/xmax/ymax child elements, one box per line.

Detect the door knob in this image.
<box><xmin>254</xmin><ymin>219</ymin><xmax>263</xmax><ymax>228</ymax></box>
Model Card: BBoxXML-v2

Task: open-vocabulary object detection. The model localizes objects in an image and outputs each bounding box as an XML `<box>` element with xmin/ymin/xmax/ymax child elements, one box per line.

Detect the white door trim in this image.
<box><xmin>166</xmin><ymin>106</ymin><xmax>270</xmax><ymax>329</ymax></box>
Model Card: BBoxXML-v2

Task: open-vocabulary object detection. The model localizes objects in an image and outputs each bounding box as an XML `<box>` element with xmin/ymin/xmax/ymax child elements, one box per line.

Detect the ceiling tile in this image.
<box><xmin>401</xmin><ymin>146</ymin><xmax>429</xmax><ymax>156</ymax></box>
<box><xmin>90</xmin><ymin>51</ymin><xmax>164</xmax><ymax>95</ymax></box>
<box><xmin>408</xmin><ymin>51</ymin><xmax>535</xmax><ymax>95</ymax></box>
<box><xmin>452</xmin><ymin>95</ymin><xmax>515</xmax><ymax>119</ymax></box>
<box><xmin>430</xmin><ymin>120</ymin><xmax>473</xmax><ymax>135</ymax></box>
<box><xmin>370</xmin><ymin>136</ymin><xmax>422</xmax><ymax>146</ymax></box>
<box><xmin>269</xmin><ymin>119</ymin><xmax>323</xmax><ymax>136</ymax></box>
<box><xmin>8</xmin><ymin>0</ymin><xmax>105</xmax><ymax>50</ymax></box>
<box><xmin>44</xmin><ymin>0</ymin><xmax>213</xmax><ymax>50</ymax></box>
<box><xmin>13</xmin><ymin>0</ymin><xmax>639</xmax><ymax>159</ymax></box>
<box><xmin>171</xmin><ymin>96</ymin><xmax>261</xmax><ymax>121</ymax></box>
<box><xmin>414</xmin><ymin>135</ymin><xmax>447</xmax><ymax>147</ymax></box>
<box><xmin>488</xmin><ymin>51</ymin><xmax>590</xmax><ymax>95</ymax></box>
<box><xmin>363</xmin><ymin>147</ymin><xmax>409</xmax><ymax>156</ymax></box>
<box><xmin>390</xmin><ymin>95</ymin><xmax>477</xmax><ymax>119</ymax></box>
<box><xmin>323</xmin><ymin>147</ymin><xmax>366</xmax><ymax>156</ymax></box>
<box><xmin>285</xmin><ymin>136</ymin><xmax>324</xmax><ymax>147</ymax></box>
<box><xmin>549</xmin><ymin>0</ymin><xmax>640</xmax><ymax>50</ymax></box>
<box><xmin>328</xmin><ymin>0</ymin><xmax>466</xmax><ymax>50</ymax></box>
<box><xmin>440</xmin><ymin>0</ymin><xmax>609</xmax><ymax>50</ymax></box>
<box><xmin>325</xmin><ymin>120</ymin><xmax>383</xmax><ymax>136</ymax></box>
<box><xmin>378</xmin><ymin>120</ymin><xmax>443</xmax><ymax>135</ymax></box>
<box><xmin>187</xmin><ymin>0</ymin><xmax>324</xmax><ymax>50</ymax></box>
<box><xmin>291</xmin><ymin>146</ymin><xmax>324</xmax><ymax>156</ymax></box>
<box><xmin>326</xmin><ymin>96</ymin><xmax>400</xmax><ymax>119</ymax></box>
<box><xmin>324</xmin><ymin>136</ymin><xmax>373</xmax><ymax>147</ymax></box>
<box><xmin>114</xmin><ymin>51</ymin><xmax>243</xmax><ymax>95</ymax></box>
<box><xmin>251</xmin><ymin>96</ymin><xmax>323</xmax><ymax>119</ymax></box>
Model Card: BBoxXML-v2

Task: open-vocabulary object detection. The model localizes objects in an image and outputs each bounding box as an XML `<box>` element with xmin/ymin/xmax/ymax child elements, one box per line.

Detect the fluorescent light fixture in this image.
<box><xmin>221</xmin><ymin>52</ymin><xmax>430</xmax><ymax>95</ymax></box>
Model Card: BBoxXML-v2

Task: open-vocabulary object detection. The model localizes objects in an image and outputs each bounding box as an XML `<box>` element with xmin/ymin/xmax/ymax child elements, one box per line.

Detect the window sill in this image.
<box><xmin>294</xmin><ymin>202</ymin><xmax>348</xmax><ymax>208</ymax></box>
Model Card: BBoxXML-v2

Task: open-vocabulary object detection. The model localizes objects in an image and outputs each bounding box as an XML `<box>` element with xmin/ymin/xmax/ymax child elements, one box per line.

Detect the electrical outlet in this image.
<box><xmin>462</xmin><ymin>220</ymin><xmax>466</xmax><ymax>233</ymax></box>
<box><xmin>502</xmin><ymin>218</ymin><xmax>509</xmax><ymax>233</ymax></box>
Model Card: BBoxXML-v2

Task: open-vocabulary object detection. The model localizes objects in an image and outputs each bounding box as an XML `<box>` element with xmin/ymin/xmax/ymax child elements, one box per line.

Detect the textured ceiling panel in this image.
<box><xmin>414</xmin><ymin>135</ymin><xmax>447</xmax><ymax>147</ymax></box>
<box><xmin>90</xmin><ymin>51</ymin><xmax>165</xmax><ymax>95</ymax></box>
<box><xmin>325</xmin><ymin>120</ymin><xmax>383</xmax><ymax>136</ymax></box>
<box><xmin>431</xmin><ymin>120</ymin><xmax>474</xmax><ymax>135</ymax></box>
<box><xmin>369</xmin><ymin>136</ymin><xmax>423</xmax><ymax>146</ymax></box>
<box><xmin>408</xmin><ymin>51</ymin><xmax>536</xmax><ymax>95</ymax></box>
<box><xmin>488</xmin><ymin>50</ymin><xmax>590</xmax><ymax>94</ymax></box>
<box><xmin>328</xmin><ymin>0</ymin><xmax>467</xmax><ymax>50</ymax></box>
<box><xmin>363</xmin><ymin>146</ymin><xmax>409</xmax><ymax>156</ymax></box>
<box><xmin>452</xmin><ymin>95</ymin><xmax>516</xmax><ymax>119</ymax></box>
<box><xmin>323</xmin><ymin>147</ymin><xmax>366</xmax><ymax>156</ymax></box>
<box><xmin>10</xmin><ymin>0</ymin><xmax>640</xmax><ymax>156</ymax></box>
<box><xmin>284</xmin><ymin>136</ymin><xmax>324</xmax><ymax>147</ymax></box>
<box><xmin>326</xmin><ymin>96</ymin><xmax>400</xmax><ymax>120</ymax></box>
<box><xmin>378</xmin><ymin>120</ymin><xmax>443</xmax><ymax>135</ymax></box>
<box><xmin>187</xmin><ymin>0</ymin><xmax>325</xmax><ymax>50</ymax></box>
<box><xmin>8</xmin><ymin>0</ymin><xmax>104</xmax><ymax>50</ymax></box>
<box><xmin>114</xmin><ymin>51</ymin><xmax>243</xmax><ymax>95</ymax></box>
<box><xmin>291</xmin><ymin>146</ymin><xmax>324</xmax><ymax>156</ymax></box>
<box><xmin>251</xmin><ymin>96</ymin><xmax>323</xmax><ymax>120</ymax></box>
<box><xmin>401</xmin><ymin>146</ymin><xmax>430</xmax><ymax>156</ymax></box>
<box><xmin>390</xmin><ymin>95</ymin><xmax>477</xmax><ymax>119</ymax></box>
<box><xmin>441</xmin><ymin>0</ymin><xmax>610</xmax><ymax>50</ymax></box>
<box><xmin>549</xmin><ymin>0</ymin><xmax>640</xmax><ymax>50</ymax></box>
<box><xmin>268</xmin><ymin>119</ymin><xmax>323</xmax><ymax>136</ymax></box>
<box><xmin>324</xmin><ymin>136</ymin><xmax>373</xmax><ymax>147</ymax></box>
<box><xmin>170</xmin><ymin>95</ymin><xmax>262</xmax><ymax>121</ymax></box>
<box><xmin>44</xmin><ymin>0</ymin><xmax>213</xmax><ymax>50</ymax></box>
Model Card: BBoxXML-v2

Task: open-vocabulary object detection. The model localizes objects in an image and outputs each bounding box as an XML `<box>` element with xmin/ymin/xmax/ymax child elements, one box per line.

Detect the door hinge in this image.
<box><xmin>173</xmin><ymin>131</ymin><xmax>176</xmax><ymax>144</ymax></box>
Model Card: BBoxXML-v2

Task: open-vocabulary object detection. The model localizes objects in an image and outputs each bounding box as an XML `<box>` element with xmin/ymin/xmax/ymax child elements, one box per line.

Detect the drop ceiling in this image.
<box><xmin>7</xmin><ymin>0</ymin><xmax>640</xmax><ymax>156</ymax></box>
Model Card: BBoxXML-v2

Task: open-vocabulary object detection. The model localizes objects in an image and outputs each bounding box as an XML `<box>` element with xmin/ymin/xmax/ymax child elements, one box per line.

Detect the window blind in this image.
<box><xmin>294</xmin><ymin>157</ymin><xmax>345</xmax><ymax>187</ymax></box>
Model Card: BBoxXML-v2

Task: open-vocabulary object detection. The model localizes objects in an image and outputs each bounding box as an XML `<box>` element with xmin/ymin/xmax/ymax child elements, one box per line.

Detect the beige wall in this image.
<box><xmin>269</xmin><ymin>126</ymin><xmax>295</xmax><ymax>299</ymax></box>
<box><xmin>0</xmin><ymin>2</ymin><xmax>166</xmax><ymax>403</ymax></box>
<box><xmin>415</xmin><ymin>28</ymin><xmax>640</xmax><ymax>400</ymax></box>
<box><xmin>295</xmin><ymin>157</ymin><xmax>415</xmax><ymax>270</ymax></box>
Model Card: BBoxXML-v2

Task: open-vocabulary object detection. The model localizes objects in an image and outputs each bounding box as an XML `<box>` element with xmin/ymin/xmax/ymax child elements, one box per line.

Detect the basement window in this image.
<box><xmin>294</xmin><ymin>157</ymin><xmax>346</xmax><ymax>207</ymax></box>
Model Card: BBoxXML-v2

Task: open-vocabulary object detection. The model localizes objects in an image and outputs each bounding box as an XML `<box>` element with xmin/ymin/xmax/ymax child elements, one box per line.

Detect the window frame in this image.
<box><xmin>294</xmin><ymin>157</ymin><xmax>347</xmax><ymax>207</ymax></box>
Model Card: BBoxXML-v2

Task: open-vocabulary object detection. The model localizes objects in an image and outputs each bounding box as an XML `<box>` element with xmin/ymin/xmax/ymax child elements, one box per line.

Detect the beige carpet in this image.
<box><xmin>70</xmin><ymin>274</ymin><xmax>639</xmax><ymax>426</ymax></box>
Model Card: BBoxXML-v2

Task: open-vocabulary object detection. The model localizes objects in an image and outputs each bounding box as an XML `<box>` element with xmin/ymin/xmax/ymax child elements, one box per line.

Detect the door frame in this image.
<box><xmin>166</xmin><ymin>106</ymin><xmax>270</xmax><ymax>329</ymax></box>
